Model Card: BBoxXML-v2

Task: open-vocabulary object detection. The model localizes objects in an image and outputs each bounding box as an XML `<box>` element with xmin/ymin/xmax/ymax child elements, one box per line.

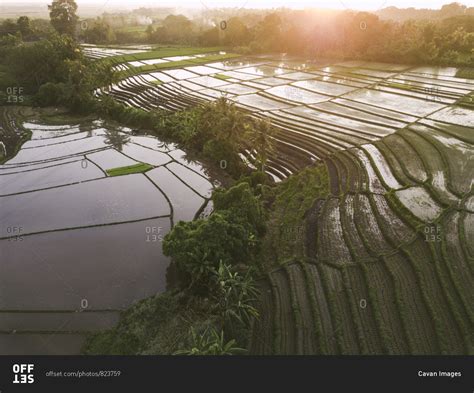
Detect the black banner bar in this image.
<box><xmin>0</xmin><ymin>356</ymin><xmax>472</xmax><ymax>393</ymax></box>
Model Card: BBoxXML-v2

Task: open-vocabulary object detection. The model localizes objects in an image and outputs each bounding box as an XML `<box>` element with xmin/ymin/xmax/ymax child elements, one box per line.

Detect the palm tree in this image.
<box><xmin>203</xmin><ymin>97</ymin><xmax>249</xmax><ymax>149</ymax></box>
<box><xmin>247</xmin><ymin>118</ymin><xmax>276</xmax><ymax>172</ymax></box>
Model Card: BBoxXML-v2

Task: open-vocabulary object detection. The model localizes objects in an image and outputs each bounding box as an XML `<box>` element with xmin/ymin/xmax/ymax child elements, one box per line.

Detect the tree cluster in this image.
<box><xmin>143</xmin><ymin>6</ymin><xmax>474</xmax><ymax>67</ymax></box>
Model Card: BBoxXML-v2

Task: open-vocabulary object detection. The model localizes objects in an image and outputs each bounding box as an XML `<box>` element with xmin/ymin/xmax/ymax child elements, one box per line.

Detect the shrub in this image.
<box><xmin>34</xmin><ymin>82</ymin><xmax>66</xmax><ymax>106</ymax></box>
<box><xmin>202</xmin><ymin>138</ymin><xmax>245</xmax><ymax>177</ymax></box>
<box><xmin>163</xmin><ymin>211</ymin><xmax>255</xmax><ymax>292</ymax></box>
<box><xmin>213</xmin><ymin>182</ymin><xmax>266</xmax><ymax>236</ymax></box>
<box><xmin>163</xmin><ymin>182</ymin><xmax>264</xmax><ymax>293</ymax></box>
<box><xmin>174</xmin><ymin>328</ymin><xmax>246</xmax><ymax>356</ymax></box>
<box><xmin>210</xmin><ymin>262</ymin><xmax>259</xmax><ymax>328</ymax></box>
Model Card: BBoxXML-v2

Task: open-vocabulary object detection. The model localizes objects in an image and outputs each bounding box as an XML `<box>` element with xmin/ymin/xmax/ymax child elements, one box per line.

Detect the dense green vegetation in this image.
<box><xmin>164</xmin><ymin>181</ymin><xmax>266</xmax><ymax>290</ymax></box>
<box><xmin>205</xmin><ymin>10</ymin><xmax>474</xmax><ymax>67</ymax></box>
<box><xmin>456</xmin><ymin>67</ymin><xmax>474</xmax><ymax>79</ymax></box>
<box><xmin>0</xmin><ymin>106</ymin><xmax>32</xmax><ymax>164</ymax></box>
<box><xmin>48</xmin><ymin>0</ymin><xmax>78</xmax><ymax>36</ymax></box>
<box><xmin>0</xmin><ymin>32</ymin><xmax>116</xmax><ymax>110</ymax></box>
<box><xmin>260</xmin><ymin>165</ymin><xmax>330</xmax><ymax>268</ymax></box>
<box><xmin>0</xmin><ymin>15</ymin><xmax>52</xmax><ymax>42</ymax></box>
<box><xmin>376</xmin><ymin>2</ymin><xmax>474</xmax><ymax>21</ymax></box>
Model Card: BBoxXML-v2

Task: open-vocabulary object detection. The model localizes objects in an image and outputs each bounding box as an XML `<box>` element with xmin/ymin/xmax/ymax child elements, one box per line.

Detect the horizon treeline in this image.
<box><xmin>1</xmin><ymin>2</ymin><xmax>473</xmax><ymax>66</ymax></box>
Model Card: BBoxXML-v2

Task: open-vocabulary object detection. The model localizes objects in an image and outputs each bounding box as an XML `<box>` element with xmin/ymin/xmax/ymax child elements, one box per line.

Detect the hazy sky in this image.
<box><xmin>4</xmin><ymin>0</ymin><xmax>472</xmax><ymax>10</ymax></box>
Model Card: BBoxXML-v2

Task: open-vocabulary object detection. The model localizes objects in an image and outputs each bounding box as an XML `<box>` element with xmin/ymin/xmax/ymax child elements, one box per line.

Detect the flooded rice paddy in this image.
<box><xmin>2</xmin><ymin>51</ymin><xmax>473</xmax><ymax>354</ymax></box>
<box><xmin>0</xmin><ymin>113</ymin><xmax>216</xmax><ymax>354</ymax></box>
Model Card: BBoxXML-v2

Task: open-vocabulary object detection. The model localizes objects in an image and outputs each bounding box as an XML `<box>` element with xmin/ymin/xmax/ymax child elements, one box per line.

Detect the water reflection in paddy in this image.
<box><xmin>237</xmin><ymin>65</ymin><xmax>290</xmax><ymax>77</ymax></box>
<box><xmin>234</xmin><ymin>93</ymin><xmax>293</xmax><ymax>111</ymax></box>
<box><xmin>120</xmin><ymin>143</ymin><xmax>172</xmax><ymax>166</ymax></box>
<box><xmin>342</xmin><ymin>89</ymin><xmax>446</xmax><ymax>117</ymax></box>
<box><xmin>0</xmin><ymin>159</ymin><xmax>104</xmax><ymax>196</ymax></box>
<box><xmin>146</xmin><ymin>166</ymin><xmax>205</xmax><ymax>223</ymax></box>
<box><xmin>6</xmin><ymin>136</ymin><xmax>108</xmax><ymax>164</ymax></box>
<box><xmin>266</xmin><ymin>85</ymin><xmax>329</xmax><ymax>104</ymax></box>
<box><xmin>166</xmin><ymin>162</ymin><xmax>213</xmax><ymax>198</ymax></box>
<box><xmin>86</xmin><ymin>148</ymin><xmax>138</xmax><ymax>170</ymax></box>
<box><xmin>0</xmin><ymin>117</ymin><xmax>218</xmax><ymax>354</ymax></box>
<box><xmin>0</xmin><ymin>174</ymin><xmax>170</xmax><ymax>236</ymax></box>
<box><xmin>292</xmin><ymin>79</ymin><xmax>357</xmax><ymax>96</ymax></box>
<box><xmin>0</xmin><ymin>217</ymin><xmax>171</xmax><ymax>310</ymax></box>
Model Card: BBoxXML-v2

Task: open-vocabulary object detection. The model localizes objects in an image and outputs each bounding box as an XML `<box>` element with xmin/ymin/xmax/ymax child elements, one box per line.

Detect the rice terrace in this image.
<box><xmin>0</xmin><ymin>0</ymin><xmax>473</xmax><ymax>358</ymax></box>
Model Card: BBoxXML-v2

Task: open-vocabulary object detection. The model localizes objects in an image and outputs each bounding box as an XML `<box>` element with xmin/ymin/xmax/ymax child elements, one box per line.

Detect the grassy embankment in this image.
<box><xmin>100</xmin><ymin>47</ymin><xmax>240</xmax><ymax>78</ymax></box>
<box><xmin>259</xmin><ymin>165</ymin><xmax>330</xmax><ymax>269</ymax></box>
<box><xmin>106</xmin><ymin>163</ymin><xmax>153</xmax><ymax>176</ymax></box>
<box><xmin>455</xmin><ymin>67</ymin><xmax>474</xmax><ymax>79</ymax></box>
<box><xmin>0</xmin><ymin>107</ymin><xmax>32</xmax><ymax>164</ymax></box>
<box><xmin>214</xmin><ymin>73</ymin><xmax>232</xmax><ymax>81</ymax></box>
<box><xmin>454</xmin><ymin>68</ymin><xmax>474</xmax><ymax>108</ymax></box>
